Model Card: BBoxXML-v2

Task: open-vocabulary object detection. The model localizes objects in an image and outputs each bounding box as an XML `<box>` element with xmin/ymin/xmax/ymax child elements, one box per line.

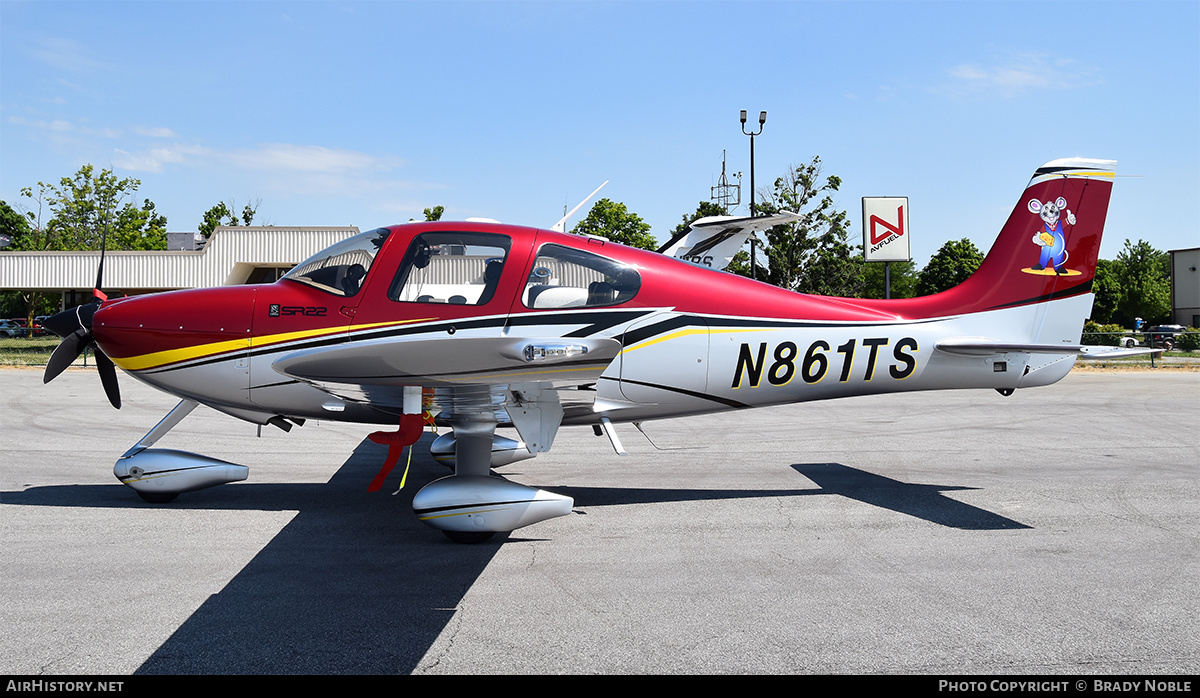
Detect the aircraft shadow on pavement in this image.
<box><xmin>2</xmin><ymin>445</ymin><xmax>1026</xmax><ymax>674</ymax></box>
<box><xmin>3</xmin><ymin>435</ymin><xmax>500</xmax><ymax>674</ymax></box>
<box><xmin>554</xmin><ymin>462</ymin><xmax>1030</xmax><ymax>531</ymax></box>
<box><xmin>132</xmin><ymin>435</ymin><xmax>503</xmax><ymax>674</ymax></box>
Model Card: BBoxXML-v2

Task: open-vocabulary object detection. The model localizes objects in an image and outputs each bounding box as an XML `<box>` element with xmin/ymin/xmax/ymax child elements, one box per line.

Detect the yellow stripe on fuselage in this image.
<box><xmin>110</xmin><ymin>318</ymin><xmax>435</xmax><ymax>372</ymax></box>
<box><xmin>619</xmin><ymin>327</ymin><xmax>772</xmax><ymax>356</ymax></box>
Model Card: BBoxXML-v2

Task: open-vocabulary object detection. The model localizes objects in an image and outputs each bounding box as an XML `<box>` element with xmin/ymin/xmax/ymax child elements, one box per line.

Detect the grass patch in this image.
<box><xmin>0</xmin><ymin>337</ymin><xmax>59</xmax><ymax>366</ymax></box>
<box><xmin>1073</xmin><ymin>356</ymin><xmax>1199</xmax><ymax>371</ymax></box>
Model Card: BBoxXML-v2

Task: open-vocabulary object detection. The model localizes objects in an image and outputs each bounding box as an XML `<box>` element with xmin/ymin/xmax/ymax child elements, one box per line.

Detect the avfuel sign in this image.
<box><xmin>862</xmin><ymin>197</ymin><xmax>911</xmax><ymax>262</ymax></box>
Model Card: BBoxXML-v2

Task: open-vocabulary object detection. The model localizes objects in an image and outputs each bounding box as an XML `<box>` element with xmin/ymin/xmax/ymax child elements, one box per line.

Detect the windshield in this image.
<box><xmin>282</xmin><ymin>228</ymin><xmax>390</xmax><ymax>297</ymax></box>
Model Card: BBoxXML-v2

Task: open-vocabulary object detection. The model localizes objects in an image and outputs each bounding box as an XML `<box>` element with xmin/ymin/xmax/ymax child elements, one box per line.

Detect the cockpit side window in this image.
<box><xmin>388</xmin><ymin>232</ymin><xmax>512</xmax><ymax>305</ymax></box>
<box><xmin>522</xmin><ymin>244</ymin><xmax>640</xmax><ymax>309</ymax></box>
<box><xmin>282</xmin><ymin>228</ymin><xmax>390</xmax><ymax>297</ymax></box>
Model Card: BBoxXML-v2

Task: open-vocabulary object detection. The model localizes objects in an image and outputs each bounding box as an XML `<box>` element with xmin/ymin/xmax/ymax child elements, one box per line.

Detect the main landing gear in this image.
<box><xmin>411</xmin><ymin>417</ymin><xmax>573</xmax><ymax>544</ymax></box>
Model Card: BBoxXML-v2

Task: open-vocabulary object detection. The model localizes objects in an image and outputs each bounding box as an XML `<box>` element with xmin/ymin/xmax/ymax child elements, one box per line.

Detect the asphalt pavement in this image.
<box><xmin>1</xmin><ymin>367</ymin><xmax>1196</xmax><ymax>674</ymax></box>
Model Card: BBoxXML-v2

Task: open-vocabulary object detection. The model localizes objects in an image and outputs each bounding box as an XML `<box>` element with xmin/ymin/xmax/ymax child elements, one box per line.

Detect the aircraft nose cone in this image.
<box><xmin>43</xmin><ymin>302</ymin><xmax>98</xmax><ymax>338</ymax></box>
<box><xmin>42</xmin><ymin>308</ymin><xmax>82</xmax><ymax>338</ymax></box>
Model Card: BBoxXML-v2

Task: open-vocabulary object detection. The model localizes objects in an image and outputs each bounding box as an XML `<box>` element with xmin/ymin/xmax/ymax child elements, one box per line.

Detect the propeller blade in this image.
<box><xmin>95</xmin><ymin>350</ymin><xmax>122</xmax><ymax>409</ymax></box>
<box><xmin>44</xmin><ymin>328</ymin><xmax>89</xmax><ymax>384</ymax></box>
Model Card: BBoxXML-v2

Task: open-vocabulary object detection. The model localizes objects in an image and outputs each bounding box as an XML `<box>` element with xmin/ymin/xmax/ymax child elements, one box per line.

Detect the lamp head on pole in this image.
<box><xmin>759</xmin><ymin>110</ymin><xmax>767</xmax><ymax>126</ymax></box>
<box><xmin>739</xmin><ymin>110</ymin><xmax>747</xmax><ymax>125</ymax></box>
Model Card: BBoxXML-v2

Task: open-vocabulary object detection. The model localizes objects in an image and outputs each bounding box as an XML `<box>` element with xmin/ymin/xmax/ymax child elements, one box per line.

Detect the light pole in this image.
<box><xmin>741</xmin><ymin>109</ymin><xmax>766</xmax><ymax>279</ymax></box>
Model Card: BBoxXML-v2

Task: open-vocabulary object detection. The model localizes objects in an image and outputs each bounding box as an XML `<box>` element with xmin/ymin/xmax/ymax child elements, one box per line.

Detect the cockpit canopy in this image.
<box><xmin>282</xmin><ymin>224</ymin><xmax>642</xmax><ymax>309</ymax></box>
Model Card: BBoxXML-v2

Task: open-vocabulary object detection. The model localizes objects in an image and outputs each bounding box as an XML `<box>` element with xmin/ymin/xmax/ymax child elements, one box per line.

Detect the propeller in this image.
<box><xmin>42</xmin><ymin>300</ymin><xmax>121</xmax><ymax>408</ymax></box>
<box><xmin>42</xmin><ymin>212</ymin><xmax>121</xmax><ymax>409</ymax></box>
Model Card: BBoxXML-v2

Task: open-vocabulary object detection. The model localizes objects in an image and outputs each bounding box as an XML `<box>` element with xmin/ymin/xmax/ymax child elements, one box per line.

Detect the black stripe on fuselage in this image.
<box><xmin>984</xmin><ymin>279</ymin><xmax>1092</xmax><ymax>311</ymax></box>
<box><xmin>598</xmin><ymin>375</ymin><xmax>750</xmax><ymax>409</ymax></box>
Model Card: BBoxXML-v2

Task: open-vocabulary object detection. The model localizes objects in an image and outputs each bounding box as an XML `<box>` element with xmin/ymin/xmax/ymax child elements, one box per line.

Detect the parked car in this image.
<box><xmin>1145</xmin><ymin>325</ymin><xmax>1186</xmax><ymax>350</ymax></box>
<box><xmin>6</xmin><ymin>318</ymin><xmax>30</xmax><ymax>337</ymax></box>
<box><xmin>0</xmin><ymin>319</ymin><xmax>23</xmax><ymax>338</ymax></box>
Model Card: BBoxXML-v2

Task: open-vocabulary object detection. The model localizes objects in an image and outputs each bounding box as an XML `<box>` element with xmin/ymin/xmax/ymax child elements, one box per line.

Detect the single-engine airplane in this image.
<box><xmin>43</xmin><ymin>158</ymin><xmax>1131</xmax><ymax>542</ymax></box>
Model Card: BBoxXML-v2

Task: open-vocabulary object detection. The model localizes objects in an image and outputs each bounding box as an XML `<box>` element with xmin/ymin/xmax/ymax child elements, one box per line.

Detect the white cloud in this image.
<box><xmin>112</xmin><ymin>143</ymin><xmax>210</xmax><ymax>172</ymax></box>
<box><xmin>112</xmin><ymin>149</ymin><xmax>165</xmax><ymax>173</ymax></box>
<box><xmin>8</xmin><ymin>116</ymin><xmax>73</xmax><ymax>131</ymax></box>
<box><xmin>224</xmin><ymin>143</ymin><xmax>401</xmax><ymax>173</ymax></box>
<box><xmin>79</xmin><ymin>125</ymin><xmax>121</xmax><ymax>139</ymax></box>
<box><xmin>937</xmin><ymin>53</ymin><xmax>1095</xmax><ymax>100</ymax></box>
<box><xmin>106</xmin><ymin>139</ymin><xmax>420</xmax><ymax>200</ymax></box>
<box><xmin>132</xmin><ymin>126</ymin><xmax>178</xmax><ymax>139</ymax></box>
<box><xmin>29</xmin><ymin>37</ymin><xmax>111</xmax><ymax>73</ymax></box>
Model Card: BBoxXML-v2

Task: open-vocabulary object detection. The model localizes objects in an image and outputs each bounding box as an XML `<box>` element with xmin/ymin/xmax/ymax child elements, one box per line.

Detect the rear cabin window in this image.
<box><xmin>522</xmin><ymin>244</ymin><xmax>640</xmax><ymax>309</ymax></box>
<box><xmin>388</xmin><ymin>232</ymin><xmax>512</xmax><ymax>306</ymax></box>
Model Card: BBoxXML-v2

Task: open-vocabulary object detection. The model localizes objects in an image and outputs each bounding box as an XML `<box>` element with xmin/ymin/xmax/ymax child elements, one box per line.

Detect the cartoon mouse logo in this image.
<box><xmin>1028</xmin><ymin>197</ymin><xmax>1076</xmax><ymax>274</ymax></box>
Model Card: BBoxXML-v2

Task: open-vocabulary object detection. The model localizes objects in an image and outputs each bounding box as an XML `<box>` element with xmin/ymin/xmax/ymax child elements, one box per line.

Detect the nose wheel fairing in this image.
<box><xmin>112</xmin><ymin>399</ymin><xmax>251</xmax><ymax>500</ymax></box>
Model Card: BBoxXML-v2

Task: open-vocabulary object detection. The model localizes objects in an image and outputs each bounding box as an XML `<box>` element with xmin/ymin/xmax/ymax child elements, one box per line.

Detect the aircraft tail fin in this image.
<box><xmin>658</xmin><ymin>211</ymin><xmax>801</xmax><ymax>271</ymax></box>
<box><xmin>889</xmin><ymin>159</ymin><xmax>1117</xmax><ymax>387</ymax></box>
<box><xmin>911</xmin><ymin>158</ymin><xmax>1116</xmax><ymax>318</ymax></box>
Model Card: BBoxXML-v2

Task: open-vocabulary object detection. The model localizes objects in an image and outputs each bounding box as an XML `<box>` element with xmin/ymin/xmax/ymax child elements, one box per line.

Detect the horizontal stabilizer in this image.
<box><xmin>658</xmin><ymin>211</ymin><xmax>800</xmax><ymax>271</ymax></box>
<box><xmin>1077</xmin><ymin>346</ymin><xmax>1166</xmax><ymax>359</ymax></box>
<box><xmin>936</xmin><ymin>339</ymin><xmax>1163</xmax><ymax>359</ymax></box>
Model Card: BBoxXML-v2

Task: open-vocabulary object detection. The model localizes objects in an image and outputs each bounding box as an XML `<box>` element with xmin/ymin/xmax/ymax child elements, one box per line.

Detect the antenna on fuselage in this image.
<box><xmin>552</xmin><ymin>180</ymin><xmax>609</xmax><ymax>232</ymax></box>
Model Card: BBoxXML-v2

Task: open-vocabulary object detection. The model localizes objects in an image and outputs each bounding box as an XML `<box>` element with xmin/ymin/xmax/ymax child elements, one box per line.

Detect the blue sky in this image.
<box><xmin>2</xmin><ymin>1</ymin><xmax>1197</xmax><ymax>265</ymax></box>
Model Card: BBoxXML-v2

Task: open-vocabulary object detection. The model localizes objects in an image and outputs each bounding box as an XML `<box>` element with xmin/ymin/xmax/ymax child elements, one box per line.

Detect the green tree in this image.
<box><xmin>1113</xmin><ymin>239</ymin><xmax>1170</xmax><ymax>325</ymax></box>
<box><xmin>570</xmin><ymin>198</ymin><xmax>657</xmax><ymax>250</ymax></box>
<box><xmin>729</xmin><ymin>157</ymin><xmax>864</xmax><ymax>297</ymax></box>
<box><xmin>199</xmin><ymin>199</ymin><xmax>260</xmax><ymax>238</ymax></box>
<box><xmin>916</xmin><ymin>238</ymin><xmax>984</xmax><ymax>295</ymax></box>
<box><xmin>423</xmin><ymin>205</ymin><xmax>445</xmax><ymax>222</ymax></box>
<box><xmin>861</xmin><ymin>260</ymin><xmax>918</xmax><ymax>299</ymax></box>
<box><xmin>0</xmin><ymin>199</ymin><xmax>58</xmax><ymax>329</ymax></box>
<box><xmin>0</xmin><ymin>200</ymin><xmax>32</xmax><ymax>249</ymax></box>
<box><xmin>1082</xmin><ymin>320</ymin><xmax>1126</xmax><ymax>346</ymax></box>
<box><xmin>8</xmin><ymin>167</ymin><xmax>166</xmax><ymax>329</ymax></box>
<box><xmin>1090</xmin><ymin>258</ymin><xmax>1122</xmax><ymax>324</ymax></box>
<box><xmin>19</xmin><ymin>164</ymin><xmax>166</xmax><ymax>251</ymax></box>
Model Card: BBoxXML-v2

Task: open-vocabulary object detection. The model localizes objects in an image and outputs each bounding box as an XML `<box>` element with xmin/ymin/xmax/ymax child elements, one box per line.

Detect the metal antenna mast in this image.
<box><xmin>711</xmin><ymin>150</ymin><xmax>742</xmax><ymax>213</ymax></box>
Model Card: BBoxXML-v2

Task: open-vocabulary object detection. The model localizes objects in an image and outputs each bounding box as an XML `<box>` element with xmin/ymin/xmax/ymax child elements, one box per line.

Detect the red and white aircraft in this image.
<box><xmin>44</xmin><ymin>158</ymin><xmax>1126</xmax><ymax>542</ymax></box>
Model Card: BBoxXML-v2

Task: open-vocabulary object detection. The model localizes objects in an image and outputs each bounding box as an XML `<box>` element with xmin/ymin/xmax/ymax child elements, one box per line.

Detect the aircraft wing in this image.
<box><xmin>656</xmin><ymin>211</ymin><xmax>801</xmax><ymax>271</ymax></box>
<box><xmin>272</xmin><ymin>335</ymin><xmax>622</xmax><ymax>392</ymax></box>
<box><xmin>272</xmin><ymin>335</ymin><xmax>623</xmax><ymax>453</ymax></box>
